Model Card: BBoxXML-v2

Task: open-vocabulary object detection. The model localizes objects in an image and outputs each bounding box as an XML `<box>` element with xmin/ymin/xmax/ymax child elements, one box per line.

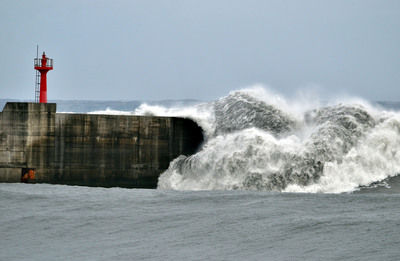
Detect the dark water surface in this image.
<box><xmin>1</xmin><ymin>183</ymin><xmax>399</xmax><ymax>261</ymax></box>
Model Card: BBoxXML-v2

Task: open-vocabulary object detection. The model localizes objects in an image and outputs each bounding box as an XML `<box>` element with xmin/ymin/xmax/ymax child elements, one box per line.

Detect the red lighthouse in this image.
<box><xmin>34</xmin><ymin>52</ymin><xmax>53</xmax><ymax>103</ymax></box>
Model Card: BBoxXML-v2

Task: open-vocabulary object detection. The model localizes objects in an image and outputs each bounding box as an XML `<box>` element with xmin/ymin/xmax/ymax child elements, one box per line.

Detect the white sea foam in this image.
<box><xmin>153</xmin><ymin>85</ymin><xmax>400</xmax><ymax>193</ymax></box>
<box><xmin>87</xmin><ymin>107</ymin><xmax>135</xmax><ymax>115</ymax></box>
<box><xmin>285</xmin><ymin>114</ymin><xmax>400</xmax><ymax>193</ymax></box>
<box><xmin>134</xmin><ymin>103</ymin><xmax>215</xmax><ymax>137</ymax></box>
<box><xmin>157</xmin><ymin>128</ymin><xmax>304</xmax><ymax>191</ymax></box>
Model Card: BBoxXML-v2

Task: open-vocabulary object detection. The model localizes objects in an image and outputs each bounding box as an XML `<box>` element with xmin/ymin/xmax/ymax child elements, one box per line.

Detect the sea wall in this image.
<box><xmin>0</xmin><ymin>102</ymin><xmax>203</xmax><ymax>188</ymax></box>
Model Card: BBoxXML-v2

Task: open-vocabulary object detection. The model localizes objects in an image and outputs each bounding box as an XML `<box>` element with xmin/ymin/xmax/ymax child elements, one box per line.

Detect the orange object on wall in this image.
<box><xmin>21</xmin><ymin>173</ymin><xmax>29</xmax><ymax>183</ymax></box>
<box><xmin>21</xmin><ymin>168</ymin><xmax>35</xmax><ymax>183</ymax></box>
<box><xmin>28</xmin><ymin>169</ymin><xmax>35</xmax><ymax>180</ymax></box>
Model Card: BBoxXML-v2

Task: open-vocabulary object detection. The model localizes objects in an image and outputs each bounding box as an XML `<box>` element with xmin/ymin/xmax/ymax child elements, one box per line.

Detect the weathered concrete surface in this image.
<box><xmin>0</xmin><ymin>102</ymin><xmax>203</xmax><ymax>188</ymax></box>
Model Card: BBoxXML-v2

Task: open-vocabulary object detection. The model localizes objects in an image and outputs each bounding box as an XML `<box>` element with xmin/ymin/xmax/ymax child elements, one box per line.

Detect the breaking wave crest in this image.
<box><xmin>140</xmin><ymin>86</ymin><xmax>400</xmax><ymax>193</ymax></box>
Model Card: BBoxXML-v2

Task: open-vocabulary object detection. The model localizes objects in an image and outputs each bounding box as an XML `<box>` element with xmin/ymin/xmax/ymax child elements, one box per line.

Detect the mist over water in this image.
<box><xmin>131</xmin><ymin>86</ymin><xmax>400</xmax><ymax>193</ymax></box>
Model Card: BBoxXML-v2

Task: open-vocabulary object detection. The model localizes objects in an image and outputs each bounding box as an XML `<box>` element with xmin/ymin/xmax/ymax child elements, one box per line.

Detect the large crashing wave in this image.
<box><xmin>136</xmin><ymin>87</ymin><xmax>400</xmax><ymax>193</ymax></box>
<box><xmin>213</xmin><ymin>92</ymin><xmax>297</xmax><ymax>136</ymax></box>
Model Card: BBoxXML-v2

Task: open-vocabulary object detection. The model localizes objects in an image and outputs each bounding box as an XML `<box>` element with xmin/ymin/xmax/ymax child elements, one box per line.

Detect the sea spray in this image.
<box><xmin>87</xmin><ymin>107</ymin><xmax>135</xmax><ymax>115</ymax></box>
<box><xmin>134</xmin><ymin>102</ymin><xmax>215</xmax><ymax>137</ymax></box>
<box><xmin>212</xmin><ymin>91</ymin><xmax>297</xmax><ymax>136</ymax></box>
<box><xmin>285</xmin><ymin>114</ymin><xmax>400</xmax><ymax>193</ymax></box>
<box><xmin>154</xmin><ymin>87</ymin><xmax>400</xmax><ymax>193</ymax></box>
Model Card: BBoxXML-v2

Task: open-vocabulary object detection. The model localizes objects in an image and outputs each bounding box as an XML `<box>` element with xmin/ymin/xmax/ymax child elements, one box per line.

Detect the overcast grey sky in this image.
<box><xmin>0</xmin><ymin>0</ymin><xmax>399</xmax><ymax>101</ymax></box>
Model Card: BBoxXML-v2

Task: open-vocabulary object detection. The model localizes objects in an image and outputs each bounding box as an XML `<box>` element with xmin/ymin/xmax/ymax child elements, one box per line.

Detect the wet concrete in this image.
<box><xmin>0</xmin><ymin>102</ymin><xmax>203</xmax><ymax>188</ymax></box>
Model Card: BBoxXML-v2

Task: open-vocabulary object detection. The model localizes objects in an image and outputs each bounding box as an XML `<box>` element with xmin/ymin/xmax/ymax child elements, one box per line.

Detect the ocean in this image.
<box><xmin>1</xmin><ymin>87</ymin><xmax>400</xmax><ymax>260</ymax></box>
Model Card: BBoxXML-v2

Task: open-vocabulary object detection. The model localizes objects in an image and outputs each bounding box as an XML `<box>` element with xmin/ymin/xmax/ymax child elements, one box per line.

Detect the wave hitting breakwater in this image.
<box><xmin>134</xmin><ymin>87</ymin><xmax>400</xmax><ymax>193</ymax></box>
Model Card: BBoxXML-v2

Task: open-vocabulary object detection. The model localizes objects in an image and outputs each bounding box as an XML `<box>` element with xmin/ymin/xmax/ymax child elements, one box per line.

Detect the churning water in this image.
<box><xmin>2</xmin><ymin>86</ymin><xmax>400</xmax><ymax>260</ymax></box>
<box><xmin>133</xmin><ymin>87</ymin><xmax>400</xmax><ymax>194</ymax></box>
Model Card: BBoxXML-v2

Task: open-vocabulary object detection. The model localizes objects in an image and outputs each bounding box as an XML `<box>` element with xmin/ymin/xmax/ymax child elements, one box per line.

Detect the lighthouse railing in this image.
<box><xmin>34</xmin><ymin>58</ymin><xmax>53</xmax><ymax>68</ymax></box>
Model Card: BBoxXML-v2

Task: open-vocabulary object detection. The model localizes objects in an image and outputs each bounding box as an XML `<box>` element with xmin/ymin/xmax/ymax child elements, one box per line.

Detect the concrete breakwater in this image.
<box><xmin>0</xmin><ymin>102</ymin><xmax>203</xmax><ymax>188</ymax></box>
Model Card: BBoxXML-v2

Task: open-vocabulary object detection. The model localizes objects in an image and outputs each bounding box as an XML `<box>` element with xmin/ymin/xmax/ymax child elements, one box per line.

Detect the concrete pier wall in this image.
<box><xmin>0</xmin><ymin>102</ymin><xmax>203</xmax><ymax>188</ymax></box>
